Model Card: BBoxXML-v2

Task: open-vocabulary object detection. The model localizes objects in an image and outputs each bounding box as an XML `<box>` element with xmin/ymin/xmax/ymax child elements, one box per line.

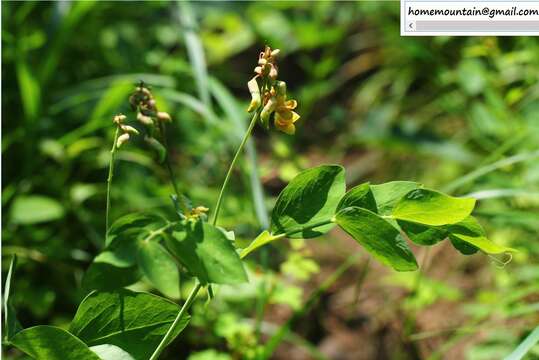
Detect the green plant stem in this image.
<box><xmin>149</xmin><ymin>282</ymin><xmax>202</xmax><ymax>360</ymax></box>
<box><xmin>211</xmin><ymin>109</ymin><xmax>260</xmax><ymax>225</ymax></box>
<box><xmin>284</xmin><ymin>218</ymin><xmax>335</xmax><ymax>237</ymax></box>
<box><xmin>105</xmin><ymin>127</ymin><xmax>120</xmax><ymax>236</ymax></box>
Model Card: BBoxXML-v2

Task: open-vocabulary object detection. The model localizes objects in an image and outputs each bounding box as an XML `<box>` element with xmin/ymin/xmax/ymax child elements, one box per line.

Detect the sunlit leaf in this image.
<box><xmin>447</xmin><ymin>217</ymin><xmax>516</xmax><ymax>254</ymax></box>
<box><xmin>370</xmin><ymin>181</ymin><xmax>420</xmax><ymax>215</ymax></box>
<box><xmin>70</xmin><ymin>289</ymin><xmax>189</xmax><ymax>360</ymax></box>
<box><xmin>336</xmin><ymin>207</ymin><xmax>418</xmax><ymax>271</ymax></box>
<box><xmin>137</xmin><ymin>241</ymin><xmax>180</xmax><ymax>299</ymax></box>
<box><xmin>90</xmin><ymin>344</ymin><xmax>135</xmax><ymax>360</ymax></box>
<box><xmin>337</xmin><ymin>182</ymin><xmax>377</xmax><ymax>213</ymax></box>
<box><xmin>392</xmin><ymin>188</ymin><xmax>476</xmax><ymax>226</ymax></box>
<box><xmin>270</xmin><ymin>165</ymin><xmax>345</xmax><ymax>238</ymax></box>
<box><xmin>11</xmin><ymin>326</ymin><xmax>100</xmax><ymax>360</ymax></box>
<box><xmin>167</xmin><ymin>220</ymin><xmax>247</xmax><ymax>285</ymax></box>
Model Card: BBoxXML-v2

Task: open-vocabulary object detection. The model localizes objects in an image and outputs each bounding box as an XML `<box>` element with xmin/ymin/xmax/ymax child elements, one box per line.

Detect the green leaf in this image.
<box><xmin>335</xmin><ymin>207</ymin><xmax>418</xmax><ymax>271</ymax></box>
<box><xmin>3</xmin><ymin>255</ymin><xmax>22</xmax><ymax>340</ymax></box>
<box><xmin>270</xmin><ymin>165</ymin><xmax>345</xmax><ymax>238</ymax></box>
<box><xmin>370</xmin><ymin>181</ymin><xmax>420</xmax><ymax>215</ymax></box>
<box><xmin>450</xmin><ymin>237</ymin><xmax>479</xmax><ymax>255</ymax></box>
<box><xmin>137</xmin><ymin>241</ymin><xmax>180</xmax><ymax>299</ymax></box>
<box><xmin>90</xmin><ymin>344</ymin><xmax>135</xmax><ymax>360</ymax></box>
<box><xmin>337</xmin><ymin>182</ymin><xmax>377</xmax><ymax>213</ymax></box>
<box><xmin>10</xmin><ymin>195</ymin><xmax>64</xmax><ymax>224</ymax></box>
<box><xmin>11</xmin><ymin>326</ymin><xmax>100</xmax><ymax>360</ymax></box>
<box><xmin>504</xmin><ymin>325</ymin><xmax>539</xmax><ymax>360</ymax></box>
<box><xmin>106</xmin><ymin>213</ymin><xmax>161</xmax><ymax>247</ymax></box>
<box><xmin>240</xmin><ymin>230</ymin><xmax>284</xmax><ymax>259</ymax></box>
<box><xmin>398</xmin><ymin>221</ymin><xmax>449</xmax><ymax>246</ymax></box>
<box><xmin>70</xmin><ymin>289</ymin><xmax>190</xmax><ymax>360</ymax></box>
<box><xmin>167</xmin><ymin>220</ymin><xmax>247</xmax><ymax>285</ymax></box>
<box><xmin>392</xmin><ymin>188</ymin><xmax>476</xmax><ymax>226</ymax></box>
<box><xmin>82</xmin><ymin>262</ymin><xmax>141</xmax><ymax>292</ymax></box>
<box><xmin>447</xmin><ymin>217</ymin><xmax>516</xmax><ymax>254</ymax></box>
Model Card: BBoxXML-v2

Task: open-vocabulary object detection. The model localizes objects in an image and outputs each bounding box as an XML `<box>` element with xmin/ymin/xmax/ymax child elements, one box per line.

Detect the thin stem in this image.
<box><xmin>212</xmin><ymin>110</ymin><xmax>260</xmax><ymax>226</ymax></box>
<box><xmin>158</xmin><ymin>121</ymin><xmax>190</xmax><ymax>216</ymax></box>
<box><xmin>105</xmin><ymin>127</ymin><xmax>120</xmax><ymax>237</ymax></box>
<box><xmin>149</xmin><ymin>282</ymin><xmax>203</xmax><ymax>360</ymax></box>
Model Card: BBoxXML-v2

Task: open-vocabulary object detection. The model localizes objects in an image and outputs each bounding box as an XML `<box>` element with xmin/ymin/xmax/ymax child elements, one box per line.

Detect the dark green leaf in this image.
<box><xmin>10</xmin><ymin>195</ymin><xmax>64</xmax><ymax>224</ymax></box>
<box><xmin>392</xmin><ymin>188</ymin><xmax>476</xmax><ymax>226</ymax></box>
<box><xmin>370</xmin><ymin>181</ymin><xmax>420</xmax><ymax>215</ymax></box>
<box><xmin>11</xmin><ymin>326</ymin><xmax>100</xmax><ymax>360</ymax></box>
<box><xmin>335</xmin><ymin>207</ymin><xmax>418</xmax><ymax>271</ymax></box>
<box><xmin>137</xmin><ymin>241</ymin><xmax>180</xmax><ymax>299</ymax></box>
<box><xmin>447</xmin><ymin>216</ymin><xmax>516</xmax><ymax>254</ymax></box>
<box><xmin>337</xmin><ymin>182</ymin><xmax>377</xmax><ymax>213</ymax></box>
<box><xmin>167</xmin><ymin>220</ymin><xmax>247</xmax><ymax>285</ymax></box>
<box><xmin>70</xmin><ymin>289</ymin><xmax>189</xmax><ymax>360</ymax></box>
<box><xmin>106</xmin><ymin>213</ymin><xmax>161</xmax><ymax>247</ymax></box>
<box><xmin>450</xmin><ymin>237</ymin><xmax>479</xmax><ymax>255</ymax></box>
<box><xmin>270</xmin><ymin>165</ymin><xmax>345</xmax><ymax>238</ymax></box>
<box><xmin>82</xmin><ymin>262</ymin><xmax>141</xmax><ymax>292</ymax></box>
<box><xmin>398</xmin><ymin>220</ymin><xmax>449</xmax><ymax>246</ymax></box>
<box><xmin>90</xmin><ymin>344</ymin><xmax>135</xmax><ymax>360</ymax></box>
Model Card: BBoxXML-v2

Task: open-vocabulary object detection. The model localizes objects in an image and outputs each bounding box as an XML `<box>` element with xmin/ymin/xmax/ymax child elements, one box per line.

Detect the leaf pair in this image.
<box><xmin>10</xmin><ymin>289</ymin><xmax>190</xmax><ymax>360</ymax></box>
<box><xmin>84</xmin><ymin>214</ymin><xmax>180</xmax><ymax>298</ymax></box>
<box><xmin>242</xmin><ymin>164</ymin><xmax>514</xmax><ymax>272</ymax></box>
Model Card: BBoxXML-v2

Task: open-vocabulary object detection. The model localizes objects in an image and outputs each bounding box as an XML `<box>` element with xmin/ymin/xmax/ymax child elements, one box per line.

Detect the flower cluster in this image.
<box><xmin>247</xmin><ymin>46</ymin><xmax>301</xmax><ymax>135</ymax></box>
<box><xmin>129</xmin><ymin>82</ymin><xmax>172</xmax><ymax>127</ymax></box>
<box><xmin>113</xmin><ymin>114</ymin><xmax>139</xmax><ymax>148</ymax></box>
<box><xmin>127</xmin><ymin>83</ymin><xmax>170</xmax><ymax>162</ymax></box>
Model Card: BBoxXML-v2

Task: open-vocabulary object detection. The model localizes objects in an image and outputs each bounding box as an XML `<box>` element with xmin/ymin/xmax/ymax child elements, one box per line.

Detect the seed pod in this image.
<box><xmin>116</xmin><ymin>133</ymin><xmax>130</xmax><ymax>148</ymax></box>
<box><xmin>137</xmin><ymin>112</ymin><xmax>154</xmax><ymax>126</ymax></box>
<box><xmin>157</xmin><ymin>111</ymin><xmax>172</xmax><ymax>122</ymax></box>
<box><xmin>144</xmin><ymin>136</ymin><xmax>167</xmax><ymax>163</ymax></box>
<box><xmin>120</xmin><ymin>125</ymin><xmax>139</xmax><ymax>135</ymax></box>
<box><xmin>247</xmin><ymin>77</ymin><xmax>261</xmax><ymax>113</ymax></box>
<box><xmin>113</xmin><ymin>114</ymin><xmax>127</xmax><ymax>124</ymax></box>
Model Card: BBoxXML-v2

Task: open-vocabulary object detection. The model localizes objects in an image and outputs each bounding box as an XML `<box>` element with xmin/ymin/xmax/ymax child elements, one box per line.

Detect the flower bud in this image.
<box><xmin>260</xmin><ymin>96</ymin><xmax>277</xmax><ymax>128</ymax></box>
<box><xmin>258</xmin><ymin>58</ymin><xmax>268</xmax><ymax>66</ymax></box>
<box><xmin>271</xmin><ymin>49</ymin><xmax>280</xmax><ymax>57</ymax></box>
<box><xmin>137</xmin><ymin>112</ymin><xmax>154</xmax><ymax>126</ymax></box>
<box><xmin>254</xmin><ymin>66</ymin><xmax>263</xmax><ymax>75</ymax></box>
<box><xmin>116</xmin><ymin>133</ymin><xmax>130</xmax><ymax>148</ymax></box>
<box><xmin>247</xmin><ymin>77</ymin><xmax>261</xmax><ymax>113</ymax></box>
<box><xmin>120</xmin><ymin>125</ymin><xmax>139</xmax><ymax>135</ymax></box>
<box><xmin>275</xmin><ymin>81</ymin><xmax>287</xmax><ymax>96</ymax></box>
<box><xmin>113</xmin><ymin>114</ymin><xmax>126</xmax><ymax>124</ymax></box>
<box><xmin>269</xmin><ymin>65</ymin><xmax>278</xmax><ymax>79</ymax></box>
<box><xmin>157</xmin><ymin>111</ymin><xmax>172</xmax><ymax>122</ymax></box>
<box><xmin>147</xmin><ymin>99</ymin><xmax>156</xmax><ymax>109</ymax></box>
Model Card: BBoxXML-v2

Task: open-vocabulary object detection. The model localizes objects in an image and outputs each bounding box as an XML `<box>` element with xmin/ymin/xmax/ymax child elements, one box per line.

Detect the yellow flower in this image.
<box><xmin>274</xmin><ymin>98</ymin><xmax>300</xmax><ymax>135</ymax></box>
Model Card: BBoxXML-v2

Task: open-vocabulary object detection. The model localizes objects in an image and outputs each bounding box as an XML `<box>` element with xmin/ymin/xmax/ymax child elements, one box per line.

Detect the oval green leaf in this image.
<box><xmin>167</xmin><ymin>220</ymin><xmax>247</xmax><ymax>285</ymax></box>
<box><xmin>370</xmin><ymin>181</ymin><xmax>420</xmax><ymax>215</ymax></box>
<box><xmin>398</xmin><ymin>220</ymin><xmax>449</xmax><ymax>246</ymax></box>
<box><xmin>447</xmin><ymin>216</ymin><xmax>516</xmax><ymax>254</ymax></box>
<box><xmin>336</xmin><ymin>207</ymin><xmax>418</xmax><ymax>271</ymax></box>
<box><xmin>11</xmin><ymin>325</ymin><xmax>100</xmax><ymax>360</ymax></box>
<box><xmin>69</xmin><ymin>289</ymin><xmax>189</xmax><ymax>360</ymax></box>
<box><xmin>337</xmin><ymin>182</ymin><xmax>377</xmax><ymax>213</ymax></box>
<box><xmin>10</xmin><ymin>195</ymin><xmax>64</xmax><ymax>225</ymax></box>
<box><xmin>392</xmin><ymin>188</ymin><xmax>476</xmax><ymax>226</ymax></box>
<box><xmin>137</xmin><ymin>241</ymin><xmax>180</xmax><ymax>299</ymax></box>
<box><xmin>270</xmin><ymin>165</ymin><xmax>345</xmax><ymax>238</ymax></box>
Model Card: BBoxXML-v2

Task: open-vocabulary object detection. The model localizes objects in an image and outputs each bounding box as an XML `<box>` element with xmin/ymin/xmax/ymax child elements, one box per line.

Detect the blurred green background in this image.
<box><xmin>2</xmin><ymin>1</ymin><xmax>539</xmax><ymax>359</ymax></box>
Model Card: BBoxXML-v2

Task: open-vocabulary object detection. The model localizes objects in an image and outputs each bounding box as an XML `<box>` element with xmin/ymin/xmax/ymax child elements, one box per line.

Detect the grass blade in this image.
<box><xmin>503</xmin><ymin>326</ymin><xmax>539</xmax><ymax>360</ymax></box>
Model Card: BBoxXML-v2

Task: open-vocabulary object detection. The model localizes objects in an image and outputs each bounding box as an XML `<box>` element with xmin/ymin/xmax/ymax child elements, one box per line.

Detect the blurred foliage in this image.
<box><xmin>2</xmin><ymin>1</ymin><xmax>539</xmax><ymax>359</ymax></box>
